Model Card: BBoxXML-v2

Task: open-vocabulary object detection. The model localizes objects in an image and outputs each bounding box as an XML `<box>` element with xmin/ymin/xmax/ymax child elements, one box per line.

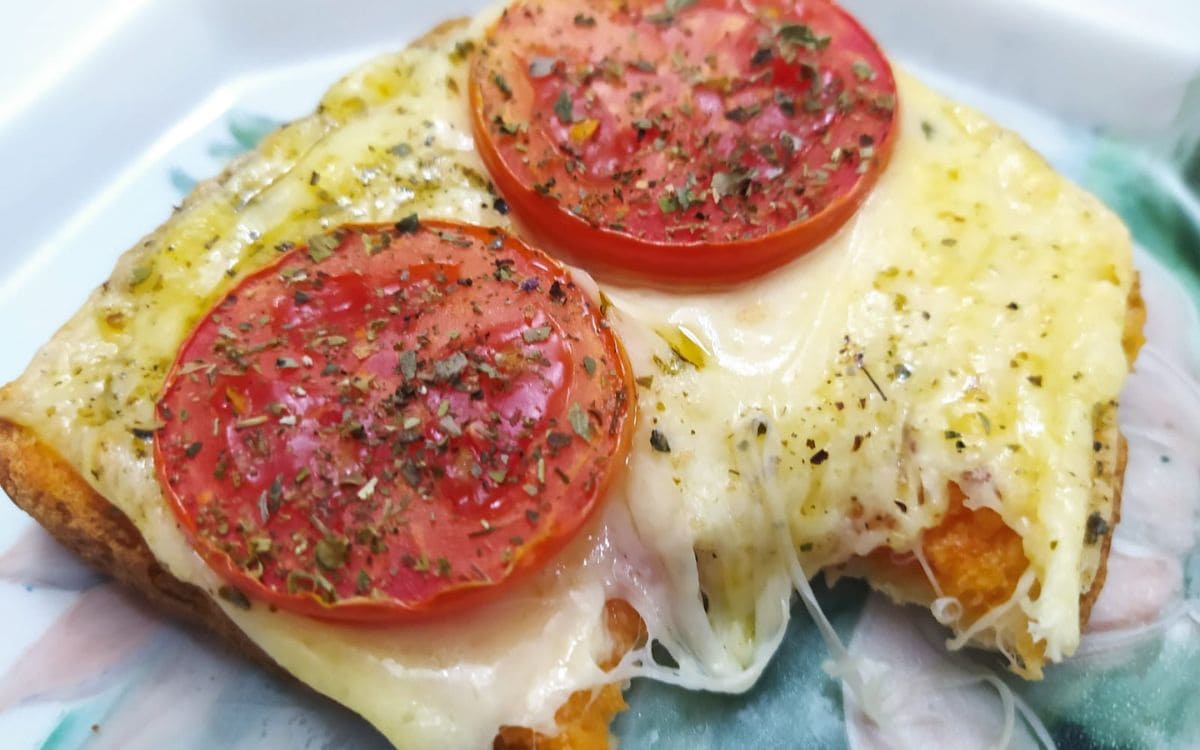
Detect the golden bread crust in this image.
<box><xmin>0</xmin><ymin>418</ymin><xmax>275</xmax><ymax>669</ymax></box>
<box><xmin>1077</xmin><ymin>432</ymin><xmax>1124</xmax><ymax>626</ymax></box>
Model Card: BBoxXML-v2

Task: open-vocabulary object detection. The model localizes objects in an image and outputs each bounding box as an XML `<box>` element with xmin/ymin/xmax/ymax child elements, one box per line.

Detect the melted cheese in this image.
<box><xmin>607</xmin><ymin>80</ymin><xmax>1132</xmax><ymax>667</ymax></box>
<box><xmin>0</xmin><ymin>6</ymin><xmax>1134</xmax><ymax>747</ymax></box>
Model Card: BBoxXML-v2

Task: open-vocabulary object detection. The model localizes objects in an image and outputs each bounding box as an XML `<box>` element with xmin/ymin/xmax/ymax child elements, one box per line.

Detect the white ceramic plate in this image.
<box><xmin>1</xmin><ymin>2</ymin><xmax>1198</xmax><ymax>748</ymax></box>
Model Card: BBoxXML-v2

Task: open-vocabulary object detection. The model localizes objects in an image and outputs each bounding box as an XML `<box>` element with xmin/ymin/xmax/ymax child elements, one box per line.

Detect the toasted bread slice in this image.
<box><xmin>0</xmin><ymin>5</ymin><xmax>1144</xmax><ymax>747</ymax></box>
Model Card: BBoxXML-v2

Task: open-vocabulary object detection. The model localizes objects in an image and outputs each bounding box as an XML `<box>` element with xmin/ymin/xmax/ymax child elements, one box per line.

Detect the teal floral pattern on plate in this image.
<box><xmin>168</xmin><ymin>113</ymin><xmax>283</xmax><ymax>196</ymax></box>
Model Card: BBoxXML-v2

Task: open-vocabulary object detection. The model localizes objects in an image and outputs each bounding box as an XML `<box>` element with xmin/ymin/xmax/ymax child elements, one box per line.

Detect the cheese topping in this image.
<box><xmin>0</xmin><ymin>8</ymin><xmax>1133</xmax><ymax>747</ymax></box>
<box><xmin>608</xmin><ymin>80</ymin><xmax>1132</xmax><ymax>668</ymax></box>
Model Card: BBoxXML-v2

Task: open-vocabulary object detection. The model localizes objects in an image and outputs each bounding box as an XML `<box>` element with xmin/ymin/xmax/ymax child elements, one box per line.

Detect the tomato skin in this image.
<box><xmin>471</xmin><ymin>0</ymin><xmax>898</xmax><ymax>286</ymax></box>
<box><xmin>154</xmin><ymin>221</ymin><xmax>635</xmax><ymax>623</ymax></box>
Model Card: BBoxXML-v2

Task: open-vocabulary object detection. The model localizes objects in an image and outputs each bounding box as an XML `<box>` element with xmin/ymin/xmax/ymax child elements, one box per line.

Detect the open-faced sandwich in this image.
<box><xmin>0</xmin><ymin>0</ymin><xmax>1143</xmax><ymax>747</ymax></box>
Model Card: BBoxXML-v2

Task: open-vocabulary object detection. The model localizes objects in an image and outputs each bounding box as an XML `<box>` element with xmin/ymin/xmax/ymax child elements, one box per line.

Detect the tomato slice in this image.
<box><xmin>471</xmin><ymin>0</ymin><xmax>898</xmax><ymax>285</ymax></box>
<box><xmin>154</xmin><ymin>220</ymin><xmax>635</xmax><ymax>623</ymax></box>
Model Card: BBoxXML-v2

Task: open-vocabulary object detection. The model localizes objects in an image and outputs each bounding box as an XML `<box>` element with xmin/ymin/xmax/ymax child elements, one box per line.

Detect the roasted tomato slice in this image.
<box><xmin>155</xmin><ymin>220</ymin><xmax>635</xmax><ymax>623</ymax></box>
<box><xmin>471</xmin><ymin>0</ymin><xmax>898</xmax><ymax>285</ymax></box>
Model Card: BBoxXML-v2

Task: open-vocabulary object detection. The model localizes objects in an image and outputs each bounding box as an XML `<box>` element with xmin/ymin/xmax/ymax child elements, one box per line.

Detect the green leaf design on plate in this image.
<box><xmin>170</xmin><ymin>112</ymin><xmax>282</xmax><ymax>196</ymax></box>
<box><xmin>1085</xmin><ymin>147</ymin><xmax>1200</xmax><ymax>304</ymax></box>
<box><xmin>39</xmin><ymin>709</ymin><xmax>85</xmax><ymax>750</ymax></box>
<box><xmin>1017</xmin><ymin>630</ymin><xmax>1200</xmax><ymax>749</ymax></box>
<box><xmin>208</xmin><ymin>112</ymin><xmax>282</xmax><ymax>159</ymax></box>
<box><xmin>168</xmin><ymin>167</ymin><xmax>197</xmax><ymax>195</ymax></box>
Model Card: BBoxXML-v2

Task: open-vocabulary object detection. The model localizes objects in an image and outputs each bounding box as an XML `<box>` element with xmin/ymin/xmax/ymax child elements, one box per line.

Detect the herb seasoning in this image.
<box><xmin>155</xmin><ymin>222</ymin><xmax>635</xmax><ymax>622</ymax></box>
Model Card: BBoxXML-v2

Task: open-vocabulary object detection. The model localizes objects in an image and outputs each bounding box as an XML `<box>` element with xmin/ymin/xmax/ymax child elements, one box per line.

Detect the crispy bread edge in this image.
<box><xmin>0</xmin><ymin>419</ymin><xmax>278</xmax><ymax>670</ymax></box>
<box><xmin>1078</xmin><ymin>272</ymin><xmax>1144</xmax><ymax>625</ymax></box>
<box><xmin>1077</xmin><ymin>424</ymin><xmax>1126</xmax><ymax>628</ymax></box>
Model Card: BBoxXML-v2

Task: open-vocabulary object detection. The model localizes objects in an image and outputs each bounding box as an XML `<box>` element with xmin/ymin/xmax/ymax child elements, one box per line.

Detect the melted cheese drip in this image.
<box><xmin>0</xmin><ymin>7</ymin><xmax>1134</xmax><ymax>746</ymax></box>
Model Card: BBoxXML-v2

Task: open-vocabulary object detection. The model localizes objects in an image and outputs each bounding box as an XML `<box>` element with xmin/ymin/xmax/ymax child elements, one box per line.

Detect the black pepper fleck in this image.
<box><xmin>1084</xmin><ymin>512</ymin><xmax>1109</xmax><ymax>545</ymax></box>
<box><xmin>650</xmin><ymin>429</ymin><xmax>671</xmax><ymax>453</ymax></box>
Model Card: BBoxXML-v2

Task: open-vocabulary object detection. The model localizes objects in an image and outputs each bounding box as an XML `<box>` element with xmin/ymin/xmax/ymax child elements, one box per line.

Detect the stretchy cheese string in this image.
<box><xmin>742</xmin><ymin>412</ymin><xmax>1056</xmax><ymax>750</ymax></box>
<box><xmin>930</xmin><ymin>596</ymin><xmax>963</xmax><ymax>627</ymax></box>
<box><xmin>917</xmin><ymin>670</ymin><xmax>1057</xmax><ymax>750</ymax></box>
<box><xmin>738</xmin><ymin>413</ymin><xmax>888</xmax><ymax>719</ymax></box>
<box><xmin>946</xmin><ymin>567</ymin><xmax>1037</xmax><ymax>653</ymax></box>
<box><xmin>601</xmin><ymin>340</ymin><xmax>1169</xmax><ymax>744</ymax></box>
<box><xmin>603</xmin><ymin>495</ymin><xmax>791</xmax><ymax>693</ymax></box>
